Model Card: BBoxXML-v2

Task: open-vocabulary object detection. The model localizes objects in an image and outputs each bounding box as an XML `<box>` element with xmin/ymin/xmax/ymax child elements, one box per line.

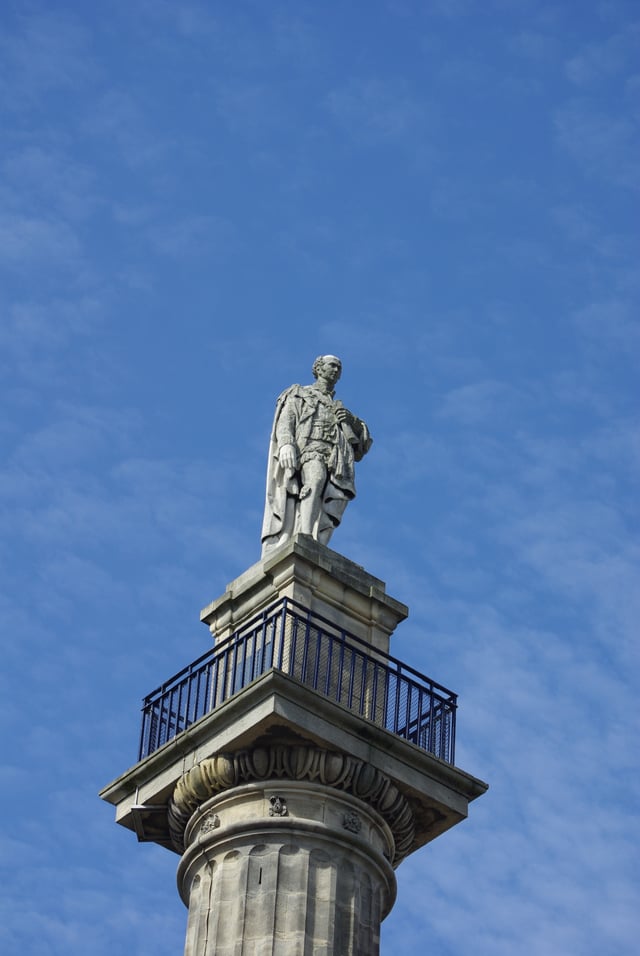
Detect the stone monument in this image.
<box><xmin>101</xmin><ymin>359</ymin><xmax>487</xmax><ymax>955</ymax></box>
<box><xmin>262</xmin><ymin>355</ymin><xmax>372</xmax><ymax>554</ymax></box>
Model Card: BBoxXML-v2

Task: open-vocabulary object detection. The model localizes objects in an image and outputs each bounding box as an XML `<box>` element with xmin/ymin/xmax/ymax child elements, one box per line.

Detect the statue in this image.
<box><xmin>261</xmin><ymin>356</ymin><xmax>372</xmax><ymax>555</ymax></box>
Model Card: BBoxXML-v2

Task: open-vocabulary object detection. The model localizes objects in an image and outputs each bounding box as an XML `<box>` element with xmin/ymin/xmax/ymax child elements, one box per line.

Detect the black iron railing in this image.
<box><xmin>139</xmin><ymin>598</ymin><xmax>457</xmax><ymax>764</ymax></box>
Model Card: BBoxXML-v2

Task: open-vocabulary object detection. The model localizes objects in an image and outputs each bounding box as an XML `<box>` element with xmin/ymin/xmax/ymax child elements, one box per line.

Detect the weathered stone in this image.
<box><xmin>261</xmin><ymin>356</ymin><xmax>372</xmax><ymax>555</ymax></box>
<box><xmin>176</xmin><ymin>781</ymin><xmax>395</xmax><ymax>956</ymax></box>
<box><xmin>201</xmin><ymin>536</ymin><xmax>407</xmax><ymax>654</ymax></box>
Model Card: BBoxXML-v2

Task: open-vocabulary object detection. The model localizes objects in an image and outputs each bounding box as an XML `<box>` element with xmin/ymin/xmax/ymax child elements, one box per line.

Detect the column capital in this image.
<box><xmin>169</xmin><ymin>743</ymin><xmax>417</xmax><ymax>866</ymax></box>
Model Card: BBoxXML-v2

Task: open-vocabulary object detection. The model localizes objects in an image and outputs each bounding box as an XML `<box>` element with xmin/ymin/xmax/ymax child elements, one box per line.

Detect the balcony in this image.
<box><xmin>139</xmin><ymin>597</ymin><xmax>457</xmax><ymax>765</ymax></box>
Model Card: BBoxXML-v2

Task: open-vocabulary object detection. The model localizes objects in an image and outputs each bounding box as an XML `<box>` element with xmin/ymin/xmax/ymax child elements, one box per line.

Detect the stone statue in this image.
<box><xmin>261</xmin><ymin>356</ymin><xmax>372</xmax><ymax>555</ymax></box>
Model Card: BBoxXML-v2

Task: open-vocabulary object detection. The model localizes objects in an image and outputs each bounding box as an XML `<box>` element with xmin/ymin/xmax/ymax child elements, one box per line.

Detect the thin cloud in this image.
<box><xmin>0</xmin><ymin>9</ymin><xmax>97</xmax><ymax>109</ymax></box>
<box><xmin>555</xmin><ymin>99</ymin><xmax>640</xmax><ymax>192</ymax></box>
<box><xmin>2</xmin><ymin>146</ymin><xmax>98</xmax><ymax>223</ymax></box>
<box><xmin>0</xmin><ymin>213</ymin><xmax>82</xmax><ymax>270</ymax></box>
<box><xmin>565</xmin><ymin>26</ymin><xmax>639</xmax><ymax>87</ymax></box>
<box><xmin>325</xmin><ymin>76</ymin><xmax>429</xmax><ymax>144</ymax></box>
<box><xmin>149</xmin><ymin>214</ymin><xmax>237</xmax><ymax>260</ymax></box>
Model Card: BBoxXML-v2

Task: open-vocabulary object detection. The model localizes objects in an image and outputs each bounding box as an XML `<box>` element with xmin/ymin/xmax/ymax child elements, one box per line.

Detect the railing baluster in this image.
<box><xmin>184</xmin><ymin>665</ymin><xmax>194</xmax><ymax>728</ymax></box>
<box><xmin>359</xmin><ymin>654</ymin><xmax>367</xmax><ymax>716</ymax></box>
<box><xmin>336</xmin><ymin>638</ymin><xmax>345</xmax><ymax>705</ymax></box>
<box><xmin>277</xmin><ymin>604</ymin><xmax>287</xmax><ymax>670</ymax></box>
<box><xmin>230</xmin><ymin>635</ymin><xmax>239</xmax><ymax>695</ymax></box>
<box><xmin>300</xmin><ymin>611</ymin><xmax>312</xmax><ymax>683</ymax></box>
<box><xmin>312</xmin><ymin>625</ymin><xmax>322</xmax><ymax>689</ymax></box>
<box><xmin>259</xmin><ymin>613</ymin><xmax>269</xmax><ymax>676</ymax></box>
<box><xmin>394</xmin><ymin>666</ymin><xmax>402</xmax><ymax>737</ymax></box>
<box><xmin>450</xmin><ymin>697</ymin><xmax>456</xmax><ymax>764</ymax></box>
<box><xmin>288</xmin><ymin>614</ymin><xmax>297</xmax><ymax>677</ymax></box>
<box><xmin>369</xmin><ymin>663</ymin><xmax>378</xmax><ymax>723</ymax></box>
<box><xmin>209</xmin><ymin>651</ymin><xmax>220</xmax><ymax>711</ymax></box>
<box><xmin>346</xmin><ymin>645</ymin><xmax>356</xmax><ymax>709</ymax></box>
<box><xmin>428</xmin><ymin>683</ymin><xmax>435</xmax><ymax>755</ymax></box>
<box><xmin>139</xmin><ymin>702</ymin><xmax>149</xmax><ymax>760</ymax></box>
<box><xmin>404</xmin><ymin>682</ymin><xmax>412</xmax><ymax>743</ymax></box>
<box><xmin>324</xmin><ymin>636</ymin><xmax>334</xmax><ymax>696</ymax></box>
<box><xmin>176</xmin><ymin>680</ymin><xmax>184</xmax><ymax>735</ymax></box>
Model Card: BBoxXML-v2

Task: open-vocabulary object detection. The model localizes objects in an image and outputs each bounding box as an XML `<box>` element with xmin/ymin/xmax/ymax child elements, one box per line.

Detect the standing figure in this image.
<box><xmin>261</xmin><ymin>356</ymin><xmax>372</xmax><ymax>555</ymax></box>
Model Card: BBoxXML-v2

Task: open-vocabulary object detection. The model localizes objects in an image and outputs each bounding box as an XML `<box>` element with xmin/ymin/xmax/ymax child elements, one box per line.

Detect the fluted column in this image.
<box><xmin>170</xmin><ymin>746</ymin><xmax>412</xmax><ymax>956</ymax></box>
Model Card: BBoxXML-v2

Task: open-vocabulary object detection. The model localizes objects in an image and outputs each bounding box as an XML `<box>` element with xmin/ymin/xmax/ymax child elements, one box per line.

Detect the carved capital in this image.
<box><xmin>169</xmin><ymin>744</ymin><xmax>415</xmax><ymax>864</ymax></box>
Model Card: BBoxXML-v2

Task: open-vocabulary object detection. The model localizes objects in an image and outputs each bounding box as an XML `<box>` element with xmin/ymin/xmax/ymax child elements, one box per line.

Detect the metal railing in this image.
<box><xmin>139</xmin><ymin>598</ymin><xmax>457</xmax><ymax>764</ymax></box>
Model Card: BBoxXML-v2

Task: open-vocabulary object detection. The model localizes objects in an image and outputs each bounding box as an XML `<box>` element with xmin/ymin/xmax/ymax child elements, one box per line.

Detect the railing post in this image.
<box><xmin>428</xmin><ymin>684</ymin><xmax>435</xmax><ymax>756</ymax></box>
<box><xmin>138</xmin><ymin>702</ymin><xmax>149</xmax><ymax>761</ymax></box>
<box><xmin>277</xmin><ymin>599</ymin><xmax>287</xmax><ymax>670</ymax></box>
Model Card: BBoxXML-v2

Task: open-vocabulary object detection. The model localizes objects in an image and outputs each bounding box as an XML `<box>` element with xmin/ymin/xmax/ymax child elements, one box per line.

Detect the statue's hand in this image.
<box><xmin>335</xmin><ymin>406</ymin><xmax>354</xmax><ymax>426</ymax></box>
<box><xmin>279</xmin><ymin>444</ymin><xmax>298</xmax><ymax>470</ymax></box>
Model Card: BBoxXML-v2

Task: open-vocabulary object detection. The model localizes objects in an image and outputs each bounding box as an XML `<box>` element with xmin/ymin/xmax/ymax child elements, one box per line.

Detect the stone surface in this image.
<box><xmin>168</xmin><ymin>745</ymin><xmax>412</xmax><ymax>864</ymax></box>
<box><xmin>261</xmin><ymin>356</ymin><xmax>372</xmax><ymax>555</ymax></box>
<box><xmin>177</xmin><ymin>781</ymin><xmax>395</xmax><ymax>956</ymax></box>
<box><xmin>201</xmin><ymin>536</ymin><xmax>407</xmax><ymax>654</ymax></box>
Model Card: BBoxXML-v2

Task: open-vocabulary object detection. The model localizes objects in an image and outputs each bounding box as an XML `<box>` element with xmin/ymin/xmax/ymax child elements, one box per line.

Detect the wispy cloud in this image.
<box><xmin>0</xmin><ymin>213</ymin><xmax>82</xmax><ymax>271</ymax></box>
<box><xmin>0</xmin><ymin>9</ymin><xmax>97</xmax><ymax>109</ymax></box>
<box><xmin>325</xmin><ymin>76</ymin><xmax>430</xmax><ymax>144</ymax></box>
<box><xmin>84</xmin><ymin>88</ymin><xmax>173</xmax><ymax>169</ymax></box>
<box><xmin>149</xmin><ymin>214</ymin><xmax>237</xmax><ymax>260</ymax></box>
<box><xmin>572</xmin><ymin>298</ymin><xmax>640</xmax><ymax>355</ymax></box>
<box><xmin>555</xmin><ymin>99</ymin><xmax>640</xmax><ymax>192</ymax></box>
<box><xmin>565</xmin><ymin>24</ymin><xmax>639</xmax><ymax>87</ymax></box>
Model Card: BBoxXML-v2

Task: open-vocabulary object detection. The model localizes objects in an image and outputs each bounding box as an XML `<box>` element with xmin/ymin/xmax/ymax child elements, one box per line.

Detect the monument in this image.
<box><xmin>262</xmin><ymin>355</ymin><xmax>372</xmax><ymax>554</ymax></box>
<box><xmin>101</xmin><ymin>357</ymin><xmax>487</xmax><ymax>955</ymax></box>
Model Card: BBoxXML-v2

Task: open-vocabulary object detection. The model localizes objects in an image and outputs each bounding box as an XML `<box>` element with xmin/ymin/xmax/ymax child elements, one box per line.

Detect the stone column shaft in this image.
<box><xmin>176</xmin><ymin>781</ymin><xmax>396</xmax><ymax>956</ymax></box>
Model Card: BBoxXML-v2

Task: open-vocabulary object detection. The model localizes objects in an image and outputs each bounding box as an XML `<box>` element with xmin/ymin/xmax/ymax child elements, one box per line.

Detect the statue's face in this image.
<box><xmin>318</xmin><ymin>356</ymin><xmax>342</xmax><ymax>387</ymax></box>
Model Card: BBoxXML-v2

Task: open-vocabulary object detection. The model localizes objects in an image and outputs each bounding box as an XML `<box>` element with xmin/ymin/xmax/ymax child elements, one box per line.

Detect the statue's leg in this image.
<box><xmin>317</xmin><ymin>480</ymin><xmax>350</xmax><ymax>545</ymax></box>
<box><xmin>298</xmin><ymin>460</ymin><xmax>327</xmax><ymax>538</ymax></box>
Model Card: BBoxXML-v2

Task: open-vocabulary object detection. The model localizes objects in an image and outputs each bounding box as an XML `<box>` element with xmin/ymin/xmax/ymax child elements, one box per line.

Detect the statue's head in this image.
<box><xmin>312</xmin><ymin>355</ymin><xmax>342</xmax><ymax>382</ymax></box>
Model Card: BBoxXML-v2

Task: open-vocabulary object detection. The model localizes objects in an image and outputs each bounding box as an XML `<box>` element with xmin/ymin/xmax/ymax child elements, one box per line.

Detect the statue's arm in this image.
<box><xmin>336</xmin><ymin>404</ymin><xmax>372</xmax><ymax>462</ymax></box>
<box><xmin>352</xmin><ymin>416</ymin><xmax>373</xmax><ymax>462</ymax></box>
<box><xmin>274</xmin><ymin>390</ymin><xmax>300</xmax><ymax>469</ymax></box>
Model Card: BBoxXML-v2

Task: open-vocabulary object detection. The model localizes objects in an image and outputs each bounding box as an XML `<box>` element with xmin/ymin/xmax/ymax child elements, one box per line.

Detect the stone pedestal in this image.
<box><xmin>200</xmin><ymin>536</ymin><xmax>408</xmax><ymax>655</ymax></box>
<box><xmin>100</xmin><ymin>538</ymin><xmax>488</xmax><ymax>956</ymax></box>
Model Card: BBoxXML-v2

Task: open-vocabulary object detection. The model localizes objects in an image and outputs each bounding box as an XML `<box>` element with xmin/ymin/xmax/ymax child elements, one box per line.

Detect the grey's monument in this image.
<box><xmin>101</xmin><ymin>357</ymin><xmax>487</xmax><ymax>956</ymax></box>
<box><xmin>262</xmin><ymin>355</ymin><xmax>372</xmax><ymax>554</ymax></box>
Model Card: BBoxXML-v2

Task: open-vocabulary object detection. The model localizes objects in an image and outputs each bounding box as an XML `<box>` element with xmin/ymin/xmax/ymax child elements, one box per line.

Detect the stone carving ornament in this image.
<box><xmin>168</xmin><ymin>744</ymin><xmax>415</xmax><ymax>865</ymax></box>
<box><xmin>261</xmin><ymin>356</ymin><xmax>372</xmax><ymax>555</ymax></box>
<box><xmin>199</xmin><ymin>813</ymin><xmax>220</xmax><ymax>834</ymax></box>
<box><xmin>343</xmin><ymin>811</ymin><xmax>362</xmax><ymax>833</ymax></box>
<box><xmin>268</xmin><ymin>795</ymin><xmax>288</xmax><ymax>817</ymax></box>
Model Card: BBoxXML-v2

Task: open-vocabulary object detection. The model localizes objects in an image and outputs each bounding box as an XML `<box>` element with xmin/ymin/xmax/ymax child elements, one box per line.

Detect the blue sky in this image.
<box><xmin>1</xmin><ymin>1</ymin><xmax>638</xmax><ymax>953</ymax></box>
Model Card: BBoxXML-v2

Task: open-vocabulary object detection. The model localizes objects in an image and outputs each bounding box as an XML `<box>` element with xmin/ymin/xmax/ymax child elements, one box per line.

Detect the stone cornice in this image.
<box><xmin>169</xmin><ymin>744</ymin><xmax>416</xmax><ymax>865</ymax></box>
